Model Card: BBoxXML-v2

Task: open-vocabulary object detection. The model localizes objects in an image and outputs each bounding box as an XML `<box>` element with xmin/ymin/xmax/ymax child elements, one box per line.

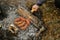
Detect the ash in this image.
<box><xmin>0</xmin><ymin>5</ymin><xmax>38</xmax><ymax>40</ymax></box>
<box><xmin>0</xmin><ymin>0</ymin><xmax>43</xmax><ymax>40</ymax></box>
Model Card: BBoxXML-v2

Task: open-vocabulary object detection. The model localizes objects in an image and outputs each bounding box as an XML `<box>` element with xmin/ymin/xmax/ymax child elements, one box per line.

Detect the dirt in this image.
<box><xmin>0</xmin><ymin>0</ymin><xmax>60</xmax><ymax>40</ymax></box>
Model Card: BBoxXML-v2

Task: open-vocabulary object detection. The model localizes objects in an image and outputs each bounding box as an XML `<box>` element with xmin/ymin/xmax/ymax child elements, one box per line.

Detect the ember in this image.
<box><xmin>14</xmin><ymin>17</ymin><xmax>31</xmax><ymax>30</ymax></box>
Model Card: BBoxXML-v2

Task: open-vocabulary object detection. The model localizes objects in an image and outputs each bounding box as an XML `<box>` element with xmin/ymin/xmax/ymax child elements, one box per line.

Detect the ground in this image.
<box><xmin>20</xmin><ymin>0</ymin><xmax>60</xmax><ymax>40</ymax></box>
<box><xmin>0</xmin><ymin>0</ymin><xmax>60</xmax><ymax>40</ymax></box>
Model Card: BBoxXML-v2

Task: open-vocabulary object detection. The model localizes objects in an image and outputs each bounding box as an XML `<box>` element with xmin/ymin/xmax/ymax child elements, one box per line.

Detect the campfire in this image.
<box><xmin>0</xmin><ymin>0</ymin><xmax>45</xmax><ymax>40</ymax></box>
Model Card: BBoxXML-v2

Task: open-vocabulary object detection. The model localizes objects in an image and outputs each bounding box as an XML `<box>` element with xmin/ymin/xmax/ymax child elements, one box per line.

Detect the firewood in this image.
<box><xmin>17</xmin><ymin>6</ymin><xmax>42</xmax><ymax>28</ymax></box>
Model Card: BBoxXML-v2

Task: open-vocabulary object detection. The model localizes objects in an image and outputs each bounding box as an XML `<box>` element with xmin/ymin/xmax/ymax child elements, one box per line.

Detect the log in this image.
<box><xmin>17</xmin><ymin>6</ymin><xmax>42</xmax><ymax>28</ymax></box>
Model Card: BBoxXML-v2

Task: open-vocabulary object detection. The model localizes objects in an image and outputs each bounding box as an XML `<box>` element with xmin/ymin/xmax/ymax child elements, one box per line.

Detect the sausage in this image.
<box><xmin>20</xmin><ymin>19</ymin><xmax>30</xmax><ymax>30</ymax></box>
<box><xmin>20</xmin><ymin>24</ymin><xmax>28</xmax><ymax>30</ymax></box>
<box><xmin>25</xmin><ymin>19</ymin><xmax>30</xmax><ymax>25</ymax></box>
<box><xmin>14</xmin><ymin>20</ymin><xmax>23</xmax><ymax>25</ymax></box>
<box><xmin>18</xmin><ymin>21</ymin><xmax>26</xmax><ymax>27</ymax></box>
<box><xmin>14</xmin><ymin>17</ymin><xmax>31</xmax><ymax>30</ymax></box>
<box><xmin>14</xmin><ymin>17</ymin><xmax>25</xmax><ymax>25</ymax></box>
